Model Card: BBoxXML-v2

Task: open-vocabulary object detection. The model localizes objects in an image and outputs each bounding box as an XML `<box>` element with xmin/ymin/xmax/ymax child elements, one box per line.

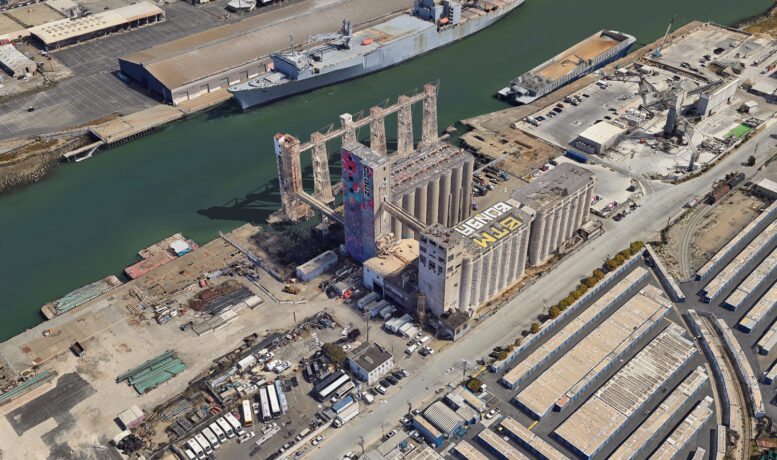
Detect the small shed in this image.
<box><xmin>296</xmin><ymin>250</ymin><xmax>338</xmax><ymax>282</ymax></box>
<box><xmin>117</xmin><ymin>405</ymin><xmax>145</xmax><ymax>429</ymax></box>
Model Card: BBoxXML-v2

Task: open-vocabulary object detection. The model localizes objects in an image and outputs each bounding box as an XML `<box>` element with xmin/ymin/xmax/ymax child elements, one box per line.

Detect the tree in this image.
<box><xmin>467</xmin><ymin>378</ymin><xmax>483</xmax><ymax>392</ymax></box>
<box><xmin>586</xmin><ymin>276</ymin><xmax>598</xmax><ymax>288</ymax></box>
<box><xmin>620</xmin><ymin>249</ymin><xmax>631</xmax><ymax>260</ymax></box>
<box><xmin>747</xmin><ymin>155</ymin><xmax>756</xmax><ymax>166</ymax></box>
<box><xmin>549</xmin><ymin>305</ymin><xmax>560</xmax><ymax>319</ymax></box>
<box><xmin>564</xmin><ymin>295</ymin><xmax>576</xmax><ymax>306</ymax></box>
<box><xmin>558</xmin><ymin>300</ymin><xmax>568</xmax><ymax>310</ymax></box>
<box><xmin>530</xmin><ymin>322</ymin><xmax>540</xmax><ymax>334</ymax></box>
<box><xmin>571</xmin><ymin>290</ymin><xmax>581</xmax><ymax>300</ymax></box>
<box><xmin>578</xmin><ymin>283</ymin><xmax>588</xmax><ymax>294</ymax></box>
<box><xmin>593</xmin><ymin>269</ymin><xmax>605</xmax><ymax>280</ymax></box>
<box><xmin>322</xmin><ymin>343</ymin><xmax>346</xmax><ymax>365</ymax></box>
<box><xmin>607</xmin><ymin>259</ymin><xmax>618</xmax><ymax>271</ymax></box>
<box><xmin>514</xmin><ymin>337</ymin><xmax>522</xmax><ymax>347</ymax></box>
<box><xmin>630</xmin><ymin>241</ymin><xmax>644</xmax><ymax>253</ymax></box>
<box><xmin>498</xmin><ymin>350</ymin><xmax>508</xmax><ymax>360</ymax></box>
<box><xmin>615</xmin><ymin>254</ymin><xmax>626</xmax><ymax>265</ymax></box>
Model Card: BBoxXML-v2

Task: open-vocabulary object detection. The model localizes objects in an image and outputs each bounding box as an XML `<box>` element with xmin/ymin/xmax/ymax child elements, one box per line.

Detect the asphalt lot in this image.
<box><xmin>522</xmin><ymin>81</ymin><xmax>639</xmax><ymax>149</ymax></box>
<box><xmin>5</xmin><ymin>372</ymin><xmax>96</xmax><ymax>437</ymax></box>
<box><xmin>0</xmin><ymin>0</ymin><xmax>302</xmax><ymax>141</ymax></box>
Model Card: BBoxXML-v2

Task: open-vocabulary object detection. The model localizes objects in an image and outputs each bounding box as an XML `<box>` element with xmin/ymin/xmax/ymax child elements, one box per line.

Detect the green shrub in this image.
<box><xmin>549</xmin><ymin>305</ymin><xmax>560</xmax><ymax>319</ymax></box>
<box><xmin>530</xmin><ymin>322</ymin><xmax>540</xmax><ymax>334</ymax></box>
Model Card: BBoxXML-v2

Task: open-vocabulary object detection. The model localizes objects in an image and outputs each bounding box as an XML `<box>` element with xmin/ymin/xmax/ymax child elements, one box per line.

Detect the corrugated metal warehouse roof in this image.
<box><xmin>0</xmin><ymin>43</ymin><xmax>35</xmax><ymax>76</ymax></box>
<box><xmin>119</xmin><ymin>0</ymin><xmax>410</xmax><ymax>90</ymax></box>
<box><xmin>423</xmin><ymin>401</ymin><xmax>463</xmax><ymax>435</ymax></box>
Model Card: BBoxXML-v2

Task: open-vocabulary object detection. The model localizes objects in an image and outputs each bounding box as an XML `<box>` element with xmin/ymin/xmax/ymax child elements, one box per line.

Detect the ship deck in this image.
<box><xmin>538</xmin><ymin>34</ymin><xmax>623</xmax><ymax>81</ymax></box>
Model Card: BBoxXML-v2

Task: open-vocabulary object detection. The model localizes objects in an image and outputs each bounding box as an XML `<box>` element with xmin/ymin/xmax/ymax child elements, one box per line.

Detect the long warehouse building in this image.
<box><xmin>118</xmin><ymin>0</ymin><xmax>410</xmax><ymax>104</ymax></box>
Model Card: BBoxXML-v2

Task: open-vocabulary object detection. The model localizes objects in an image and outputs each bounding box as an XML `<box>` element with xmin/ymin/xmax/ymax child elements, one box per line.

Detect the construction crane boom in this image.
<box><xmin>653</xmin><ymin>14</ymin><xmax>677</xmax><ymax>58</ymax></box>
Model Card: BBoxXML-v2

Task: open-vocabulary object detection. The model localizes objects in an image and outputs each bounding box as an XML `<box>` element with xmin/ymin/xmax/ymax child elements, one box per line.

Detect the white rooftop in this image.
<box><xmin>577</xmin><ymin>121</ymin><xmax>626</xmax><ymax>144</ymax></box>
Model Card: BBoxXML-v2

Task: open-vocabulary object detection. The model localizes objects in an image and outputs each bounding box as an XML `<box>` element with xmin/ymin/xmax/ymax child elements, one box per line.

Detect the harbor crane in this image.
<box><xmin>652</xmin><ymin>14</ymin><xmax>677</xmax><ymax>58</ymax></box>
<box><xmin>306</xmin><ymin>20</ymin><xmax>353</xmax><ymax>50</ymax></box>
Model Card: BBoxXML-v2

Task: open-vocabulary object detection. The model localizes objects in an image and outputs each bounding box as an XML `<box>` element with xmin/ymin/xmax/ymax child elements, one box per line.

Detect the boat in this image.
<box><xmin>41</xmin><ymin>275</ymin><xmax>123</xmax><ymax>320</ymax></box>
<box><xmin>229</xmin><ymin>0</ymin><xmax>526</xmax><ymax>110</ymax></box>
<box><xmin>124</xmin><ymin>233</ymin><xmax>198</xmax><ymax>280</ymax></box>
<box><xmin>497</xmin><ymin>30</ymin><xmax>636</xmax><ymax>105</ymax></box>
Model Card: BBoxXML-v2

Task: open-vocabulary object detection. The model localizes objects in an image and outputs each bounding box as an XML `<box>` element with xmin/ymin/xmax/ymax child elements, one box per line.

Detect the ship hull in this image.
<box><xmin>230</xmin><ymin>0</ymin><xmax>526</xmax><ymax>110</ymax></box>
<box><xmin>508</xmin><ymin>45</ymin><xmax>632</xmax><ymax>105</ymax></box>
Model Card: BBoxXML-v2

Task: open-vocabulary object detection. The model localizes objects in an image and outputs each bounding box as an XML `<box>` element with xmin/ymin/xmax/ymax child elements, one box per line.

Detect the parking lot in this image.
<box><xmin>0</xmin><ymin>0</ymin><xmax>305</xmax><ymax>140</ymax></box>
<box><xmin>519</xmin><ymin>81</ymin><xmax>639</xmax><ymax>150</ymax></box>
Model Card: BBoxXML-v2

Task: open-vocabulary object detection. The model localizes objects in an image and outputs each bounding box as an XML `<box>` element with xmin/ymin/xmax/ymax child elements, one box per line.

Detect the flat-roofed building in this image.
<box><xmin>572</xmin><ymin>122</ymin><xmax>626</xmax><ymax>154</ymax></box>
<box><xmin>514</xmin><ymin>285</ymin><xmax>672</xmax><ymax>419</ymax></box>
<box><xmin>28</xmin><ymin>2</ymin><xmax>164</xmax><ymax>49</ymax></box>
<box><xmin>511</xmin><ymin>163</ymin><xmax>595</xmax><ymax>266</ymax></box>
<box><xmin>346</xmin><ymin>342</ymin><xmax>393</xmax><ymax>386</ymax></box>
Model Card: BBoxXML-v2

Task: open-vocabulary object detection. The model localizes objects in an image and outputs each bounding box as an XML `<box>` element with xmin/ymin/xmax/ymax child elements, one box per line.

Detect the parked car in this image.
<box><xmin>401</xmin><ymin>417</ymin><xmax>411</xmax><ymax>426</ymax></box>
<box><xmin>385</xmin><ymin>430</ymin><xmax>397</xmax><ymax>440</ymax></box>
<box><xmin>375</xmin><ymin>385</ymin><xmax>388</xmax><ymax>395</ymax></box>
<box><xmin>312</xmin><ymin>435</ymin><xmax>325</xmax><ymax>446</ymax></box>
<box><xmin>380</xmin><ymin>379</ymin><xmax>392</xmax><ymax>387</ymax></box>
<box><xmin>238</xmin><ymin>431</ymin><xmax>255</xmax><ymax>444</ymax></box>
<box><xmin>392</xmin><ymin>371</ymin><xmax>404</xmax><ymax>380</ymax></box>
<box><xmin>400</xmin><ymin>369</ymin><xmax>409</xmax><ymax>378</ymax></box>
<box><xmin>386</xmin><ymin>375</ymin><xmax>399</xmax><ymax>385</ymax></box>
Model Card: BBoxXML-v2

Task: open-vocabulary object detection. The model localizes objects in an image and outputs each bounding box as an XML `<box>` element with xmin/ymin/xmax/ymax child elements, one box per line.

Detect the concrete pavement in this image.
<box><xmin>308</xmin><ymin>120</ymin><xmax>777</xmax><ymax>459</ymax></box>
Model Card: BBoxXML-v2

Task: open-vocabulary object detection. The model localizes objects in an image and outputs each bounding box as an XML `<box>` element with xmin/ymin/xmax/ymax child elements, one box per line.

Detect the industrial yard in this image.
<box><xmin>6</xmin><ymin>2</ymin><xmax>777</xmax><ymax>459</ymax></box>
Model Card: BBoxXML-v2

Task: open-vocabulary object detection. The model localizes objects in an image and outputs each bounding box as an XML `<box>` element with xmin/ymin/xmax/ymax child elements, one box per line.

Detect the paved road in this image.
<box><xmin>309</xmin><ymin>121</ymin><xmax>777</xmax><ymax>459</ymax></box>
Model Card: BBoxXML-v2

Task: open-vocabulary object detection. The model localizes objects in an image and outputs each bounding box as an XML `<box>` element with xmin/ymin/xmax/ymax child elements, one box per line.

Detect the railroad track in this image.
<box><xmin>700</xmin><ymin>316</ymin><xmax>751</xmax><ymax>460</ymax></box>
<box><xmin>679</xmin><ymin>204</ymin><xmax>708</xmax><ymax>279</ymax></box>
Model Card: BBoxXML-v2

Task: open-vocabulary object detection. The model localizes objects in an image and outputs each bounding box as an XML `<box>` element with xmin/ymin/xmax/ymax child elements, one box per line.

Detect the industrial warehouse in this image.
<box><xmin>118</xmin><ymin>0</ymin><xmax>410</xmax><ymax>104</ymax></box>
<box><xmin>7</xmin><ymin>12</ymin><xmax>777</xmax><ymax>457</ymax></box>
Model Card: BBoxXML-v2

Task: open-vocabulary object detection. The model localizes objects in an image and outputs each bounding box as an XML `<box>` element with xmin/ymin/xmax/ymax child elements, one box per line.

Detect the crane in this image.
<box><xmin>306</xmin><ymin>20</ymin><xmax>353</xmax><ymax>50</ymax></box>
<box><xmin>652</xmin><ymin>14</ymin><xmax>677</xmax><ymax>59</ymax></box>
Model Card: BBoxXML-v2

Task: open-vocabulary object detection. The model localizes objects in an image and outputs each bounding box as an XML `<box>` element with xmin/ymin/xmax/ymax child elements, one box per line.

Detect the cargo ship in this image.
<box><xmin>124</xmin><ymin>233</ymin><xmax>198</xmax><ymax>280</ymax></box>
<box><xmin>497</xmin><ymin>30</ymin><xmax>636</xmax><ymax>105</ymax></box>
<box><xmin>229</xmin><ymin>0</ymin><xmax>526</xmax><ymax>110</ymax></box>
<box><xmin>41</xmin><ymin>275</ymin><xmax>123</xmax><ymax>320</ymax></box>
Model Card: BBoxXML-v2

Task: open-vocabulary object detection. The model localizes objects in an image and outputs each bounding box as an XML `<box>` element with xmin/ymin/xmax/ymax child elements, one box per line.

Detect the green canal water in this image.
<box><xmin>0</xmin><ymin>0</ymin><xmax>772</xmax><ymax>341</ymax></box>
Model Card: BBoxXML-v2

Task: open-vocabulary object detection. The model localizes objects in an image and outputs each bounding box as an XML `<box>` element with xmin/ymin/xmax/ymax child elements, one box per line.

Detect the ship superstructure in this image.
<box><xmin>229</xmin><ymin>0</ymin><xmax>526</xmax><ymax>109</ymax></box>
<box><xmin>498</xmin><ymin>30</ymin><xmax>636</xmax><ymax>105</ymax></box>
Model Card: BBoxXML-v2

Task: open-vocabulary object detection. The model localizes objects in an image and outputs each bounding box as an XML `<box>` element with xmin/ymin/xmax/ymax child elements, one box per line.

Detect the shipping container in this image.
<box><xmin>566</xmin><ymin>149</ymin><xmax>588</xmax><ymax>163</ymax></box>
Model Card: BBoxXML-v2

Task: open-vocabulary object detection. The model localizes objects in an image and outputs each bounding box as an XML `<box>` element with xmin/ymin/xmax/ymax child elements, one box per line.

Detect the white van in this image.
<box><xmin>186</xmin><ymin>439</ymin><xmax>205</xmax><ymax>460</ymax></box>
<box><xmin>217</xmin><ymin>417</ymin><xmax>234</xmax><ymax>438</ymax></box>
<box><xmin>202</xmin><ymin>427</ymin><xmax>220</xmax><ymax>450</ymax></box>
<box><xmin>210</xmin><ymin>422</ymin><xmax>227</xmax><ymax>443</ymax></box>
<box><xmin>183</xmin><ymin>449</ymin><xmax>196</xmax><ymax>460</ymax></box>
<box><xmin>194</xmin><ymin>433</ymin><xmax>212</xmax><ymax>455</ymax></box>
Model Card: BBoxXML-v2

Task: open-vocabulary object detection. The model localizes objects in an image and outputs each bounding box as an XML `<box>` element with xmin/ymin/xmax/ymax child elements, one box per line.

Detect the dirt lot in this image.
<box><xmin>656</xmin><ymin>189</ymin><xmax>766</xmax><ymax>279</ymax></box>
